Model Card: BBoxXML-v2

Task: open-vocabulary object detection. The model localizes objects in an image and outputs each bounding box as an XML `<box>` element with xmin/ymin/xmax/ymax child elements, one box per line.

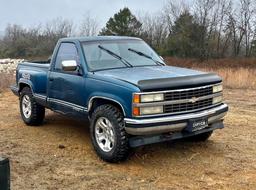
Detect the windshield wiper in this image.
<box><xmin>128</xmin><ymin>48</ymin><xmax>165</xmax><ymax>66</ymax></box>
<box><xmin>98</xmin><ymin>45</ymin><xmax>133</xmax><ymax>68</ymax></box>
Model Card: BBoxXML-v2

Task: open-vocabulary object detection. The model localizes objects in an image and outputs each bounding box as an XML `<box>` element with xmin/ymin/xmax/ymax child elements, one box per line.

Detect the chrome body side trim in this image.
<box><xmin>48</xmin><ymin>98</ymin><xmax>88</xmax><ymax>112</ymax></box>
<box><xmin>125</xmin><ymin>104</ymin><xmax>228</xmax><ymax>125</ymax></box>
<box><xmin>33</xmin><ymin>93</ymin><xmax>47</xmax><ymax>100</ymax></box>
<box><xmin>88</xmin><ymin>96</ymin><xmax>126</xmax><ymax>116</ymax></box>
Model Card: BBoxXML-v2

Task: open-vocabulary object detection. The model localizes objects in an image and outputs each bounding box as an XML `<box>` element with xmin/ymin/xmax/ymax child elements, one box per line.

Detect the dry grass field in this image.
<box><xmin>165</xmin><ymin>57</ymin><xmax>256</xmax><ymax>89</ymax></box>
<box><xmin>0</xmin><ymin>73</ymin><xmax>15</xmax><ymax>93</ymax></box>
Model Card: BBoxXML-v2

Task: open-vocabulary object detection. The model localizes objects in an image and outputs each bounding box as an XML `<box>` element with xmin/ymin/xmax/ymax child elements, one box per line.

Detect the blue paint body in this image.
<box><xmin>13</xmin><ymin>36</ymin><xmax>209</xmax><ymax>119</ymax></box>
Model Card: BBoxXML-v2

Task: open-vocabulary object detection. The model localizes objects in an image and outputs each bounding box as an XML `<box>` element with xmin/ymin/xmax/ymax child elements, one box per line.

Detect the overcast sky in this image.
<box><xmin>0</xmin><ymin>0</ymin><xmax>168</xmax><ymax>31</ymax></box>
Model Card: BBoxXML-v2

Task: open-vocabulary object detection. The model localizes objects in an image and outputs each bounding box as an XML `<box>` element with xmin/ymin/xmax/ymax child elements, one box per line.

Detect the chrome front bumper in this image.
<box><xmin>124</xmin><ymin>104</ymin><xmax>228</xmax><ymax>135</ymax></box>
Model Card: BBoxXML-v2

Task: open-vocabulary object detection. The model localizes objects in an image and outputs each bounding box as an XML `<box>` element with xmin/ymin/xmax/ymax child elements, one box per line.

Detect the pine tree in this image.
<box><xmin>100</xmin><ymin>8</ymin><xmax>142</xmax><ymax>36</ymax></box>
<box><xmin>167</xmin><ymin>11</ymin><xmax>204</xmax><ymax>58</ymax></box>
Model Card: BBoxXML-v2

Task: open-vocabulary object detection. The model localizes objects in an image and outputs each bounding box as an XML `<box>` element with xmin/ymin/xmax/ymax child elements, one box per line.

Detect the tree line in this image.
<box><xmin>0</xmin><ymin>0</ymin><xmax>256</xmax><ymax>59</ymax></box>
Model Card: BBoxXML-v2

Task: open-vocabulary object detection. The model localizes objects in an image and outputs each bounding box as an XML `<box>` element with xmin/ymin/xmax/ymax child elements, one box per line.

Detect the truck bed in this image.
<box><xmin>16</xmin><ymin>62</ymin><xmax>50</xmax><ymax>95</ymax></box>
<box><xmin>19</xmin><ymin>62</ymin><xmax>50</xmax><ymax>69</ymax></box>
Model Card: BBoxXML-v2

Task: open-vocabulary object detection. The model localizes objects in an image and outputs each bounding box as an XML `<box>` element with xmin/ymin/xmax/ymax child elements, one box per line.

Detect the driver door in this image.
<box><xmin>47</xmin><ymin>42</ymin><xmax>87</xmax><ymax>115</ymax></box>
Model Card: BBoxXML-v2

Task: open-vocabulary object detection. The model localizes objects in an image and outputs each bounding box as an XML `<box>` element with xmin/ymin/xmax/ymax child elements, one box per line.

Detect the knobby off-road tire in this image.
<box><xmin>90</xmin><ymin>104</ymin><xmax>130</xmax><ymax>163</ymax></box>
<box><xmin>20</xmin><ymin>87</ymin><xmax>45</xmax><ymax>126</ymax></box>
<box><xmin>187</xmin><ymin>131</ymin><xmax>213</xmax><ymax>142</ymax></box>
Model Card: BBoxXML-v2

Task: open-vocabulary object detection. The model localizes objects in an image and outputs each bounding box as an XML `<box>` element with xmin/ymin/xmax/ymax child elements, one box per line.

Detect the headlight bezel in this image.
<box><xmin>132</xmin><ymin>93</ymin><xmax>164</xmax><ymax>116</ymax></box>
<box><xmin>213</xmin><ymin>84</ymin><xmax>223</xmax><ymax>93</ymax></box>
<box><xmin>139</xmin><ymin>106</ymin><xmax>164</xmax><ymax>115</ymax></box>
<box><xmin>212</xmin><ymin>95</ymin><xmax>223</xmax><ymax>104</ymax></box>
<box><xmin>140</xmin><ymin>93</ymin><xmax>164</xmax><ymax>103</ymax></box>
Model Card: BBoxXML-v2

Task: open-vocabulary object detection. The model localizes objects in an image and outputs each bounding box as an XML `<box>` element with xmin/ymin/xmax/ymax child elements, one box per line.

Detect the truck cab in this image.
<box><xmin>11</xmin><ymin>36</ymin><xmax>228</xmax><ymax>162</ymax></box>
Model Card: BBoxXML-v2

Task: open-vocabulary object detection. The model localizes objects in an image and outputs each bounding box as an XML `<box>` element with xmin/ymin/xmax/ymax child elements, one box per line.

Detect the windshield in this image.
<box><xmin>82</xmin><ymin>39</ymin><xmax>165</xmax><ymax>71</ymax></box>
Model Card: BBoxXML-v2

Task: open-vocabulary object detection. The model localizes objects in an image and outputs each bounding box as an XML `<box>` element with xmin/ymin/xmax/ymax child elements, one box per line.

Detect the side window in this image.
<box><xmin>54</xmin><ymin>43</ymin><xmax>79</xmax><ymax>71</ymax></box>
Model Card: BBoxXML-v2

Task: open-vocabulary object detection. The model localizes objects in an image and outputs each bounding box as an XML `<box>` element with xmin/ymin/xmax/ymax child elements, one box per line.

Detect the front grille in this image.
<box><xmin>164</xmin><ymin>98</ymin><xmax>213</xmax><ymax>113</ymax></box>
<box><xmin>164</xmin><ymin>86</ymin><xmax>213</xmax><ymax>101</ymax></box>
<box><xmin>163</xmin><ymin>85</ymin><xmax>214</xmax><ymax>114</ymax></box>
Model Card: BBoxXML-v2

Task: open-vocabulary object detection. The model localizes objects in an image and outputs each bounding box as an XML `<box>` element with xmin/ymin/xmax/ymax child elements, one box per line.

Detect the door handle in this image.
<box><xmin>49</xmin><ymin>77</ymin><xmax>54</xmax><ymax>81</ymax></box>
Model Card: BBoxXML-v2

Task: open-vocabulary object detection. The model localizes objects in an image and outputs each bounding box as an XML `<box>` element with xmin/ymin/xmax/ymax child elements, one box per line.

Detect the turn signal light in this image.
<box><xmin>133</xmin><ymin>94</ymin><xmax>140</xmax><ymax>103</ymax></box>
<box><xmin>133</xmin><ymin>107</ymin><xmax>140</xmax><ymax>116</ymax></box>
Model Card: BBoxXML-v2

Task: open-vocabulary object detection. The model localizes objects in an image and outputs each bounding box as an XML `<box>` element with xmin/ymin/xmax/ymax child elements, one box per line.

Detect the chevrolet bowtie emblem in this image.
<box><xmin>190</xmin><ymin>97</ymin><xmax>199</xmax><ymax>103</ymax></box>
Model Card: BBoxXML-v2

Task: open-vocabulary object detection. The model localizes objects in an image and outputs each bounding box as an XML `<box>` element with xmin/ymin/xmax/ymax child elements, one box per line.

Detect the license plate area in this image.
<box><xmin>186</xmin><ymin>118</ymin><xmax>208</xmax><ymax>132</ymax></box>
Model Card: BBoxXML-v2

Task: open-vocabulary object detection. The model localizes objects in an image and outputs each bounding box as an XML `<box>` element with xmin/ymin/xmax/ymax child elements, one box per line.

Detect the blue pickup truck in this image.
<box><xmin>11</xmin><ymin>36</ymin><xmax>228</xmax><ymax>162</ymax></box>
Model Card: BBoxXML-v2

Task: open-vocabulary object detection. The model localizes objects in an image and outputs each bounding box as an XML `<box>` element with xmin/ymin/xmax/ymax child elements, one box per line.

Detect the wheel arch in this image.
<box><xmin>88</xmin><ymin>96</ymin><xmax>126</xmax><ymax>118</ymax></box>
<box><xmin>18</xmin><ymin>81</ymin><xmax>34</xmax><ymax>94</ymax></box>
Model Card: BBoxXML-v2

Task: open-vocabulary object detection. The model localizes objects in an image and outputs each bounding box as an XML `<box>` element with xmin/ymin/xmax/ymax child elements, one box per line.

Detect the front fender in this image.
<box><xmin>86</xmin><ymin>76</ymin><xmax>139</xmax><ymax>117</ymax></box>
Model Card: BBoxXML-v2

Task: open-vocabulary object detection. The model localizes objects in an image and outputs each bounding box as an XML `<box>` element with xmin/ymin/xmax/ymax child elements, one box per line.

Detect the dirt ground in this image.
<box><xmin>0</xmin><ymin>89</ymin><xmax>256</xmax><ymax>190</ymax></box>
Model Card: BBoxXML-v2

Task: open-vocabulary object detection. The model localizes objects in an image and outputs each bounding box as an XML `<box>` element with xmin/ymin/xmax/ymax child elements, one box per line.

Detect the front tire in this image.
<box><xmin>90</xmin><ymin>104</ymin><xmax>130</xmax><ymax>163</ymax></box>
<box><xmin>20</xmin><ymin>87</ymin><xmax>45</xmax><ymax>126</ymax></box>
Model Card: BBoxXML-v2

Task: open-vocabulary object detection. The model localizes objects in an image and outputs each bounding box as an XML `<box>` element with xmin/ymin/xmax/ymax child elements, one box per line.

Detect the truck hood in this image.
<box><xmin>95</xmin><ymin>66</ymin><xmax>222</xmax><ymax>91</ymax></box>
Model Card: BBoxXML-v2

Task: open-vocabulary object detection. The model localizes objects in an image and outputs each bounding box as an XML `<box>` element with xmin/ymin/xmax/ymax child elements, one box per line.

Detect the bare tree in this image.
<box><xmin>226</xmin><ymin>0</ymin><xmax>256</xmax><ymax>57</ymax></box>
<box><xmin>163</xmin><ymin>0</ymin><xmax>190</xmax><ymax>33</ymax></box>
<box><xmin>193</xmin><ymin>0</ymin><xmax>217</xmax><ymax>59</ymax></box>
<box><xmin>139</xmin><ymin>12</ymin><xmax>168</xmax><ymax>52</ymax></box>
<box><xmin>240</xmin><ymin>0</ymin><xmax>255</xmax><ymax>57</ymax></box>
<box><xmin>79</xmin><ymin>13</ymin><xmax>99</xmax><ymax>36</ymax></box>
<box><xmin>45</xmin><ymin>18</ymin><xmax>73</xmax><ymax>37</ymax></box>
<box><xmin>214</xmin><ymin>0</ymin><xmax>232</xmax><ymax>57</ymax></box>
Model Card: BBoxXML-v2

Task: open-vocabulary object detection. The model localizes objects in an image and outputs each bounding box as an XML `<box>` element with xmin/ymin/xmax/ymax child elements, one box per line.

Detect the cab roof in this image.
<box><xmin>60</xmin><ymin>36</ymin><xmax>142</xmax><ymax>43</ymax></box>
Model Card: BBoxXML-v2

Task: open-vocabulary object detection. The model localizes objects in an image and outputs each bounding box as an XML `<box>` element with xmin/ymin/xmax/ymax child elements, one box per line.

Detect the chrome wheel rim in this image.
<box><xmin>22</xmin><ymin>95</ymin><xmax>32</xmax><ymax>119</ymax></box>
<box><xmin>95</xmin><ymin>117</ymin><xmax>115</xmax><ymax>152</ymax></box>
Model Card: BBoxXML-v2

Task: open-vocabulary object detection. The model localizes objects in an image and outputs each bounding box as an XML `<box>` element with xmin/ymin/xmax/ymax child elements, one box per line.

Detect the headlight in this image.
<box><xmin>212</xmin><ymin>96</ymin><xmax>223</xmax><ymax>104</ymax></box>
<box><xmin>140</xmin><ymin>106</ymin><xmax>163</xmax><ymax>115</ymax></box>
<box><xmin>140</xmin><ymin>94</ymin><xmax>164</xmax><ymax>102</ymax></box>
<box><xmin>213</xmin><ymin>84</ymin><xmax>223</xmax><ymax>93</ymax></box>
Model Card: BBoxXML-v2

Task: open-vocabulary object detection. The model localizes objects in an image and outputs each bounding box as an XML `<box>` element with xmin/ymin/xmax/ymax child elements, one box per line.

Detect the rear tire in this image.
<box><xmin>20</xmin><ymin>87</ymin><xmax>45</xmax><ymax>126</ymax></box>
<box><xmin>90</xmin><ymin>104</ymin><xmax>130</xmax><ymax>163</ymax></box>
<box><xmin>186</xmin><ymin>131</ymin><xmax>213</xmax><ymax>142</ymax></box>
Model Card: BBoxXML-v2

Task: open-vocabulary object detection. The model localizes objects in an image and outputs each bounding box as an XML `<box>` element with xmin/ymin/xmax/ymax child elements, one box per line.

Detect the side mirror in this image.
<box><xmin>61</xmin><ymin>60</ymin><xmax>78</xmax><ymax>71</ymax></box>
